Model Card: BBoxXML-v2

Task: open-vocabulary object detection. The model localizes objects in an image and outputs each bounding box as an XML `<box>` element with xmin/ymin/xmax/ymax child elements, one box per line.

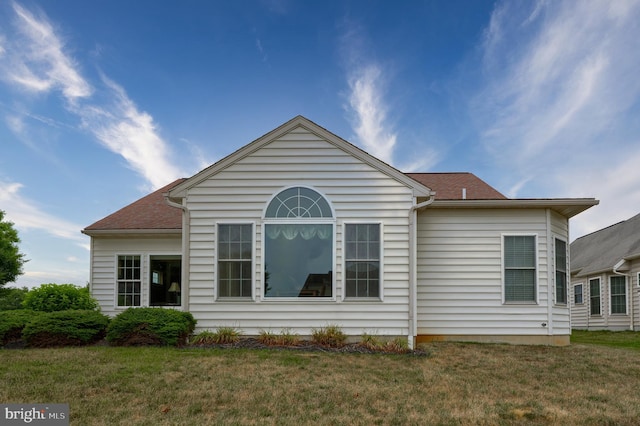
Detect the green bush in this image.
<box><xmin>0</xmin><ymin>287</ymin><xmax>29</xmax><ymax>311</ymax></box>
<box><xmin>22</xmin><ymin>283</ymin><xmax>99</xmax><ymax>312</ymax></box>
<box><xmin>0</xmin><ymin>309</ymin><xmax>42</xmax><ymax>345</ymax></box>
<box><xmin>106</xmin><ymin>308</ymin><xmax>196</xmax><ymax>347</ymax></box>
<box><xmin>22</xmin><ymin>310</ymin><xmax>110</xmax><ymax>347</ymax></box>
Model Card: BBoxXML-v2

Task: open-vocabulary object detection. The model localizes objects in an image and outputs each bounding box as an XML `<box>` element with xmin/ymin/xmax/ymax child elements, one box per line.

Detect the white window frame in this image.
<box><xmin>609</xmin><ymin>275</ymin><xmax>628</xmax><ymax>315</ymax></box>
<box><xmin>554</xmin><ymin>237</ymin><xmax>568</xmax><ymax>305</ymax></box>
<box><xmin>589</xmin><ymin>277</ymin><xmax>601</xmax><ymax>316</ymax></box>
<box><xmin>502</xmin><ymin>234</ymin><xmax>538</xmax><ymax>304</ymax></box>
<box><xmin>343</xmin><ymin>222</ymin><xmax>383</xmax><ymax>301</ymax></box>
<box><xmin>573</xmin><ymin>283</ymin><xmax>583</xmax><ymax>305</ymax></box>
<box><xmin>148</xmin><ymin>252</ymin><xmax>183</xmax><ymax>307</ymax></box>
<box><xmin>261</xmin><ymin>186</ymin><xmax>336</xmax><ymax>302</ymax></box>
<box><xmin>215</xmin><ymin>222</ymin><xmax>256</xmax><ymax>301</ymax></box>
<box><xmin>114</xmin><ymin>254</ymin><xmax>142</xmax><ymax>309</ymax></box>
<box><xmin>637</xmin><ymin>272</ymin><xmax>640</xmax><ymax>287</ymax></box>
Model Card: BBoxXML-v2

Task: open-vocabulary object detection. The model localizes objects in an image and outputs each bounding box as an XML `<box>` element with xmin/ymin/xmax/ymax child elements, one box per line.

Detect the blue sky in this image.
<box><xmin>1</xmin><ymin>0</ymin><xmax>640</xmax><ymax>288</ymax></box>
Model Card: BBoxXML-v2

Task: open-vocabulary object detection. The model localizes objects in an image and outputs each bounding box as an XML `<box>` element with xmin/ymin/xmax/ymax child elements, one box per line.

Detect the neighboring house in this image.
<box><xmin>82</xmin><ymin>116</ymin><xmax>598</xmax><ymax>347</ymax></box>
<box><xmin>570</xmin><ymin>213</ymin><xmax>640</xmax><ymax>331</ymax></box>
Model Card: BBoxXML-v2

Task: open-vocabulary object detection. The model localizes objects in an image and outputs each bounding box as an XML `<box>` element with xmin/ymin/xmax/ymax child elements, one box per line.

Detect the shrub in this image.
<box><xmin>0</xmin><ymin>309</ymin><xmax>42</xmax><ymax>345</ymax></box>
<box><xmin>22</xmin><ymin>310</ymin><xmax>110</xmax><ymax>347</ymax></box>
<box><xmin>0</xmin><ymin>287</ymin><xmax>29</xmax><ymax>311</ymax></box>
<box><xmin>22</xmin><ymin>283</ymin><xmax>99</xmax><ymax>312</ymax></box>
<box><xmin>191</xmin><ymin>327</ymin><xmax>241</xmax><ymax>345</ymax></box>
<box><xmin>258</xmin><ymin>328</ymin><xmax>300</xmax><ymax>346</ymax></box>
<box><xmin>311</xmin><ymin>324</ymin><xmax>346</xmax><ymax>348</ymax></box>
<box><xmin>106</xmin><ymin>308</ymin><xmax>196</xmax><ymax>347</ymax></box>
<box><xmin>360</xmin><ymin>333</ymin><xmax>383</xmax><ymax>351</ymax></box>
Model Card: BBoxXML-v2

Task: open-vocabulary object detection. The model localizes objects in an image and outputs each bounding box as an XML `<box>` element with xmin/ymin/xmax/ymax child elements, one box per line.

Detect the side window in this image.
<box><xmin>117</xmin><ymin>255</ymin><xmax>141</xmax><ymax>307</ymax></box>
<box><xmin>503</xmin><ymin>235</ymin><xmax>537</xmax><ymax>303</ymax></box>
<box><xmin>574</xmin><ymin>284</ymin><xmax>583</xmax><ymax>305</ymax></box>
<box><xmin>555</xmin><ymin>238</ymin><xmax>567</xmax><ymax>304</ymax></box>
<box><xmin>345</xmin><ymin>224</ymin><xmax>381</xmax><ymax>299</ymax></box>
<box><xmin>218</xmin><ymin>224</ymin><xmax>253</xmax><ymax>298</ymax></box>
<box><xmin>610</xmin><ymin>276</ymin><xmax>627</xmax><ymax>315</ymax></box>
<box><xmin>589</xmin><ymin>278</ymin><xmax>601</xmax><ymax>316</ymax></box>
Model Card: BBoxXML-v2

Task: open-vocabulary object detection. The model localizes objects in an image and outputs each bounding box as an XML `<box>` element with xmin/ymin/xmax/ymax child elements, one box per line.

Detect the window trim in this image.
<box><xmin>573</xmin><ymin>283</ymin><xmax>584</xmax><ymax>305</ymax></box>
<box><xmin>554</xmin><ymin>237</ymin><xmax>568</xmax><ymax>305</ymax></box>
<box><xmin>501</xmin><ymin>233</ymin><xmax>538</xmax><ymax>304</ymax></box>
<box><xmin>343</xmin><ymin>222</ymin><xmax>383</xmax><ymax>301</ymax></box>
<box><xmin>609</xmin><ymin>275</ymin><xmax>628</xmax><ymax>315</ymax></box>
<box><xmin>215</xmin><ymin>222</ymin><xmax>256</xmax><ymax>301</ymax></box>
<box><xmin>589</xmin><ymin>277</ymin><xmax>601</xmax><ymax>316</ymax></box>
<box><xmin>114</xmin><ymin>253</ymin><xmax>142</xmax><ymax>309</ymax></box>
<box><xmin>261</xmin><ymin>186</ymin><xmax>336</xmax><ymax>301</ymax></box>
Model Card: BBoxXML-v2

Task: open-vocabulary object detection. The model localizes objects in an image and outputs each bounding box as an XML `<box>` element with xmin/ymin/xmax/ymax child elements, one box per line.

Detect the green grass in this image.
<box><xmin>2</xmin><ymin>334</ymin><xmax>640</xmax><ymax>425</ymax></box>
<box><xmin>571</xmin><ymin>330</ymin><xmax>640</xmax><ymax>349</ymax></box>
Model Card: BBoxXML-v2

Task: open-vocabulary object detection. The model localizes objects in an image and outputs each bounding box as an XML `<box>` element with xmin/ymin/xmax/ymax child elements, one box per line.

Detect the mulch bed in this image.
<box><xmin>188</xmin><ymin>337</ymin><xmax>430</xmax><ymax>356</ymax></box>
<box><xmin>1</xmin><ymin>337</ymin><xmax>429</xmax><ymax>356</ymax></box>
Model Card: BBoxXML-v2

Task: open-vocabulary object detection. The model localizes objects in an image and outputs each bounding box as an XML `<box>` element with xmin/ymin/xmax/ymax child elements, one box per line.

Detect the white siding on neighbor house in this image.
<box><xmin>89</xmin><ymin>236</ymin><xmax>182</xmax><ymax>317</ymax></box>
<box><xmin>570</xmin><ymin>282</ymin><xmax>588</xmax><ymax>329</ymax></box>
<box><xmin>416</xmin><ymin>208</ymin><xmax>566</xmax><ymax>337</ymax></box>
<box><xmin>183</xmin><ymin>127</ymin><xmax>415</xmax><ymax>336</ymax></box>
<box><xmin>570</xmin><ymin>271</ymin><xmax>637</xmax><ymax>331</ymax></box>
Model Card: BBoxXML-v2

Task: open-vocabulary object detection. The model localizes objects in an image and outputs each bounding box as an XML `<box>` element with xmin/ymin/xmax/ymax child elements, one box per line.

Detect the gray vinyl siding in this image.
<box><xmin>183</xmin><ymin>127</ymin><xmax>414</xmax><ymax>336</ymax></box>
<box><xmin>89</xmin><ymin>236</ymin><xmax>182</xmax><ymax>317</ymax></box>
<box><xmin>415</xmin><ymin>208</ymin><xmax>565</xmax><ymax>336</ymax></box>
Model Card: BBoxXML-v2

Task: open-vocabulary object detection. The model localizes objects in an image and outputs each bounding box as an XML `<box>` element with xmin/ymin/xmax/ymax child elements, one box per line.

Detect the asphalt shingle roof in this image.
<box><xmin>570</xmin><ymin>212</ymin><xmax>640</xmax><ymax>276</ymax></box>
<box><xmin>83</xmin><ymin>179</ymin><xmax>186</xmax><ymax>232</ymax></box>
<box><xmin>83</xmin><ymin>173</ymin><xmax>504</xmax><ymax>232</ymax></box>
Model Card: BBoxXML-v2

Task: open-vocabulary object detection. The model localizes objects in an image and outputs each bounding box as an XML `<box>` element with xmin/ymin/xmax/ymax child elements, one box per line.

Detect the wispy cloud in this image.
<box><xmin>473</xmin><ymin>0</ymin><xmax>640</xmax><ymax>237</ymax></box>
<box><xmin>0</xmin><ymin>180</ymin><xmax>87</xmax><ymax>248</ymax></box>
<box><xmin>340</xmin><ymin>19</ymin><xmax>437</xmax><ymax>172</ymax></box>
<box><xmin>0</xmin><ymin>2</ymin><xmax>185</xmax><ymax>190</ymax></box>
<box><xmin>6</xmin><ymin>2</ymin><xmax>92</xmax><ymax>102</ymax></box>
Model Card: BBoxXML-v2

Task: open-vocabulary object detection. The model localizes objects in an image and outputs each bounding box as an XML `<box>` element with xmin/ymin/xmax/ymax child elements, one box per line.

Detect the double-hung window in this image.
<box><xmin>574</xmin><ymin>284</ymin><xmax>583</xmax><ymax>305</ymax></box>
<box><xmin>503</xmin><ymin>235</ymin><xmax>537</xmax><ymax>303</ymax></box>
<box><xmin>610</xmin><ymin>276</ymin><xmax>627</xmax><ymax>314</ymax></box>
<box><xmin>218</xmin><ymin>224</ymin><xmax>253</xmax><ymax>298</ymax></box>
<box><xmin>345</xmin><ymin>224</ymin><xmax>380</xmax><ymax>298</ymax></box>
<box><xmin>555</xmin><ymin>238</ymin><xmax>567</xmax><ymax>304</ymax></box>
<box><xmin>117</xmin><ymin>255</ymin><xmax>141</xmax><ymax>307</ymax></box>
<box><xmin>589</xmin><ymin>278</ymin><xmax>601</xmax><ymax>315</ymax></box>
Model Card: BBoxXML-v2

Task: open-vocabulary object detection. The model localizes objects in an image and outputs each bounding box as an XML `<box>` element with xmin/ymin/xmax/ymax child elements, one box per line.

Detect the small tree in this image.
<box><xmin>0</xmin><ymin>210</ymin><xmax>27</xmax><ymax>287</ymax></box>
<box><xmin>0</xmin><ymin>286</ymin><xmax>29</xmax><ymax>311</ymax></box>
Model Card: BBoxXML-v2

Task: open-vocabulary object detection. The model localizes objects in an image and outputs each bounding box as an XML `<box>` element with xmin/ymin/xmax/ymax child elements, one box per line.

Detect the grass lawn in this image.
<box><xmin>2</xmin><ymin>337</ymin><xmax>640</xmax><ymax>425</ymax></box>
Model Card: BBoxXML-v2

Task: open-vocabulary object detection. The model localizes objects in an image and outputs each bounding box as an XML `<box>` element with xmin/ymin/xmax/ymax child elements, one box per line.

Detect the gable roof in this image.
<box><xmin>407</xmin><ymin>172</ymin><xmax>506</xmax><ymax>200</ymax></box>
<box><xmin>82</xmin><ymin>179</ymin><xmax>186</xmax><ymax>235</ymax></box>
<box><xmin>570</xmin><ymin>212</ymin><xmax>640</xmax><ymax>277</ymax></box>
<box><xmin>168</xmin><ymin>115</ymin><xmax>435</xmax><ymax>201</ymax></box>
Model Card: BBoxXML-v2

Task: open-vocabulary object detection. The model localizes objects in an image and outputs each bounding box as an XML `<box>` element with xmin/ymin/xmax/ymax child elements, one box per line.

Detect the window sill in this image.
<box><xmin>343</xmin><ymin>298</ymin><xmax>383</xmax><ymax>303</ymax></box>
<box><xmin>503</xmin><ymin>301</ymin><xmax>538</xmax><ymax>305</ymax></box>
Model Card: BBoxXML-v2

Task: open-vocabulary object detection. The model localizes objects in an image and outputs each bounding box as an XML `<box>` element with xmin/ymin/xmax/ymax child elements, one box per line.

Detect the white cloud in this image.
<box><xmin>77</xmin><ymin>76</ymin><xmax>184</xmax><ymax>190</ymax></box>
<box><xmin>473</xmin><ymin>0</ymin><xmax>640</xmax><ymax>238</ymax></box>
<box><xmin>0</xmin><ymin>2</ymin><xmax>186</xmax><ymax>191</ymax></box>
<box><xmin>0</xmin><ymin>180</ymin><xmax>88</xmax><ymax>248</ymax></box>
<box><xmin>346</xmin><ymin>64</ymin><xmax>397</xmax><ymax>164</ymax></box>
<box><xmin>8</xmin><ymin>2</ymin><xmax>92</xmax><ymax>102</ymax></box>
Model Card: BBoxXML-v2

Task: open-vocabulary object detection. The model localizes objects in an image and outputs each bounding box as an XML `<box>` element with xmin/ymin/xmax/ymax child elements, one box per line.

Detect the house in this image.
<box><xmin>570</xmin><ymin>213</ymin><xmax>640</xmax><ymax>331</ymax></box>
<box><xmin>82</xmin><ymin>116</ymin><xmax>598</xmax><ymax>347</ymax></box>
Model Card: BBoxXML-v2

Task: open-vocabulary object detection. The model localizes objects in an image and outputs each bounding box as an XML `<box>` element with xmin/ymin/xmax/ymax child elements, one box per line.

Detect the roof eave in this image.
<box><xmin>429</xmin><ymin>198</ymin><xmax>599</xmax><ymax>218</ymax></box>
<box><xmin>81</xmin><ymin>228</ymin><xmax>182</xmax><ymax>237</ymax></box>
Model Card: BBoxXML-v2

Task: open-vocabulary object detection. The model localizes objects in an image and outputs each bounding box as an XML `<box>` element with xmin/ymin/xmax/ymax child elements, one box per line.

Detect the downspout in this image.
<box><xmin>545</xmin><ymin>210</ymin><xmax>553</xmax><ymax>336</ymax></box>
<box><xmin>613</xmin><ymin>259</ymin><xmax>633</xmax><ymax>331</ymax></box>
<box><xmin>408</xmin><ymin>192</ymin><xmax>436</xmax><ymax>350</ymax></box>
<box><xmin>165</xmin><ymin>195</ymin><xmax>190</xmax><ymax>311</ymax></box>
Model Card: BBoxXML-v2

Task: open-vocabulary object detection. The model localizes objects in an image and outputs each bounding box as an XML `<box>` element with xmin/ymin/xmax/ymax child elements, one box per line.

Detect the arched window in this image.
<box><xmin>265</xmin><ymin>187</ymin><xmax>332</xmax><ymax>218</ymax></box>
<box><xmin>264</xmin><ymin>187</ymin><xmax>333</xmax><ymax>298</ymax></box>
